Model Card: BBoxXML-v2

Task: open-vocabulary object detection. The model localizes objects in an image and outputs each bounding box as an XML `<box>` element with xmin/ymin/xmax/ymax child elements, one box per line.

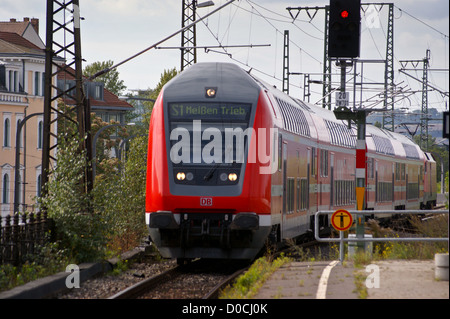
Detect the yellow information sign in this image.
<box><xmin>331</xmin><ymin>209</ymin><xmax>353</xmax><ymax>231</ymax></box>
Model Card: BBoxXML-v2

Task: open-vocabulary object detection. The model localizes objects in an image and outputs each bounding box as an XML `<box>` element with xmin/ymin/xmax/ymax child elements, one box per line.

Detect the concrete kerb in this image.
<box><xmin>435</xmin><ymin>253</ymin><xmax>449</xmax><ymax>281</ymax></box>
<box><xmin>0</xmin><ymin>247</ymin><xmax>145</xmax><ymax>299</ymax></box>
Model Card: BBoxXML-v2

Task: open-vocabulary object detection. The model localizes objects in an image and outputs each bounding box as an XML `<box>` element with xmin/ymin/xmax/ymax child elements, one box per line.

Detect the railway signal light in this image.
<box><xmin>328</xmin><ymin>0</ymin><xmax>361</xmax><ymax>58</ymax></box>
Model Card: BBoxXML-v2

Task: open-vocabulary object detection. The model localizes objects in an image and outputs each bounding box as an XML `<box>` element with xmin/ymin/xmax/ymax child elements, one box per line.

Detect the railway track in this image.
<box><xmin>109</xmin><ymin>259</ymin><xmax>249</xmax><ymax>299</ymax></box>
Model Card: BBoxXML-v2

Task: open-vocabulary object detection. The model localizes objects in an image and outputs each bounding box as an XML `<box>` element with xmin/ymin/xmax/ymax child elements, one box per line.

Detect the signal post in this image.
<box><xmin>328</xmin><ymin>0</ymin><xmax>365</xmax><ymax>252</ymax></box>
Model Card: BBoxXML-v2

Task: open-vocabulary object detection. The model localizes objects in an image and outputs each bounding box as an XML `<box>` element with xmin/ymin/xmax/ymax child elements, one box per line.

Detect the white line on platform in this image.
<box><xmin>316</xmin><ymin>260</ymin><xmax>339</xmax><ymax>299</ymax></box>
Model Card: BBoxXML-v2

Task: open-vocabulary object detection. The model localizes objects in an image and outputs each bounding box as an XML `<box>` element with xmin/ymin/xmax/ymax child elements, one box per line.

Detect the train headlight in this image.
<box><xmin>186</xmin><ymin>172</ymin><xmax>194</xmax><ymax>181</ymax></box>
<box><xmin>176</xmin><ymin>172</ymin><xmax>186</xmax><ymax>181</ymax></box>
<box><xmin>228</xmin><ymin>173</ymin><xmax>238</xmax><ymax>182</ymax></box>
<box><xmin>220</xmin><ymin>173</ymin><xmax>228</xmax><ymax>181</ymax></box>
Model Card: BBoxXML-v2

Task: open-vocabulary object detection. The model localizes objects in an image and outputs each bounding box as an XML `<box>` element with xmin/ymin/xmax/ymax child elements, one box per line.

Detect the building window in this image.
<box><xmin>3</xmin><ymin>118</ymin><xmax>10</xmax><ymax>147</ymax></box>
<box><xmin>95</xmin><ymin>85</ymin><xmax>102</xmax><ymax>100</ymax></box>
<box><xmin>37</xmin><ymin>120</ymin><xmax>43</xmax><ymax>149</ymax></box>
<box><xmin>2</xmin><ymin>173</ymin><xmax>9</xmax><ymax>204</ymax></box>
<box><xmin>9</xmin><ymin>70</ymin><xmax>13</xmax><ymax>92</ymax></box>
<box><xmin>35</xmin><ymin>72</ymin><xmax>40</xmax><ymax>96</ymax></box>
<box><xmin>17</xmin><ymin>119</ymin><xmax>22</xmax><ymax>148</ymax></box>
<box><xmin>37</xmin><ymin>174</ymin><xmax>42</xmax><ymax>198</ymax></box>
<box><xmin>14</xmin><ymin>71</ymin><xmax>18</xmax><ymax>92</ymax></box>
<box><xmin>42</xmin><ymin>72</ymin><xmax>45</xmax><ymax>96</ymax></box>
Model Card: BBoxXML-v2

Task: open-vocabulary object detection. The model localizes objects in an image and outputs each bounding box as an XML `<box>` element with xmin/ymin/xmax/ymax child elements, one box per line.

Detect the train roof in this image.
<box><xmin>163</xmin><ymin>62</ymin><xmax>260</xmax><ymax>105</ymax></box>
<box><xmin>166</xmin><ymin>62</ymin><xmax>425</xmax><ymax>162</ymax></box>
<box><xmin>248</xmin><ymin>68</ymin><xmax>424</xmax><ymax>161</ymax></box>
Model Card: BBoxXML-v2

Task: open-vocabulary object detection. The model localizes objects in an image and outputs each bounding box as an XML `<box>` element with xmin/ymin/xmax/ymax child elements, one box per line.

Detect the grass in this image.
<box><xmin>219</xmin><ymin>253</ymin><xmax>292</xmax><ymax>299</ymax></box>
<box><xmin>0</xmin><ymin>243</ymin><xmax>72</xmax><ymax>293</ymax></box>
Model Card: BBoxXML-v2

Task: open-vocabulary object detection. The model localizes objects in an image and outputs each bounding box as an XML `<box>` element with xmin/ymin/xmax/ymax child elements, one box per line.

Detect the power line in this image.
<box><xmin>394</xmin><ymin>5</ymin><xmax>449</xmax><ymax>39</ymax></box>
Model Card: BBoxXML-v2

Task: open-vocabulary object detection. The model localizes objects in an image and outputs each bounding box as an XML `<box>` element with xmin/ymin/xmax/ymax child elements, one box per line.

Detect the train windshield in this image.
<box><xmin>168</xmin><ymin>102</ymin><xmax>252</xmax><ymax>166</ymax></box>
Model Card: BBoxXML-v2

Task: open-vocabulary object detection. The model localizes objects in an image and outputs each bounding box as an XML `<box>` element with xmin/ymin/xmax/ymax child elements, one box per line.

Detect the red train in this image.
<box><xmin>145</xmin><ymin>62</ymin><xmax>437</xmax><ymax>262</ymax></box>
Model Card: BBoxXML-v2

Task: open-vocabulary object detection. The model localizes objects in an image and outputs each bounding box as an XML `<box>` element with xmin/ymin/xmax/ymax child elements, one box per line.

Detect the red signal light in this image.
<box><xmin>341</xmin><ymin>10</ymin><xmax>349</xmax><ymax>18</ymax></box>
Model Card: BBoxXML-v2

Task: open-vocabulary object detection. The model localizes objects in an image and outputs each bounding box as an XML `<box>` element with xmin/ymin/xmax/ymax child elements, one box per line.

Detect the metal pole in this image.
<box><xmin>14</xmin><ymin>113</ymin><xmax>44</xmax><ymax>213</ymax></box>
<box><xmin>181</xmin><ymin>0</ymin><xmax>197</xmax><ymax>71</ymax></box>
<box><xmin>355</xmin><ymin>110</ymin><xmax>367</xmax><ymax>251</ymax></box>
<box><xmin>89</xmin><ymin>0</ymin><xmax>235</xmax><ymax>81</ymax></box>
<box><xmin>41</xmin><ymin>0</ymin><xmax>54</xmax><ymax>198</ymax></box>
<box><xmin>282</xmin><ymin>30</ymin><xmax>289</xmax><ymax>94</ymax></box>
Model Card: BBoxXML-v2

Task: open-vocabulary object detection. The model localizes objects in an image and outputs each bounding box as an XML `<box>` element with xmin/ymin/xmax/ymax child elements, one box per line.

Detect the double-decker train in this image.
<box><xmin>145</xmin><ymin>62</ymin><xmax>437</xmax><ymax>262</ymax></box>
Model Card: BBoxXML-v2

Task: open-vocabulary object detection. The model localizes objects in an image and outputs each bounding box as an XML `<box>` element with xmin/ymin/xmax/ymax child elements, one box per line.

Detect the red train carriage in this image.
<box><xmin>145</xmin><ymin>62</ymin><xmax>436</xmax><ymax>261</ymax></box>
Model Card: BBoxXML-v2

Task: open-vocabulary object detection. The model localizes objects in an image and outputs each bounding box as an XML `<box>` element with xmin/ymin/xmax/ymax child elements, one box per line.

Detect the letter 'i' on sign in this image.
<box><xmin>328</xmin><ymin>0</ymin><xmax>361</xmax><ymax>58</ymax></box>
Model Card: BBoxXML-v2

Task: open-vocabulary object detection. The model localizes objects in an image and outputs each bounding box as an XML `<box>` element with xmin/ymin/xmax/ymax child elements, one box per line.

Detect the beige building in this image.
<box><xmin>1</xmin><ymin>18</ymin><xmax>133</xmax><ymax>217</ymax></box>
<box><xmin>0</xmin><ymin>23</ymin><xmax>48</xmax><ymax>217</ymax></box>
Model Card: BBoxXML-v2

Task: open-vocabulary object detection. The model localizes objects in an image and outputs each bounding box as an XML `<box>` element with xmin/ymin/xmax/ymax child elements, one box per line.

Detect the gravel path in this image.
<box><xmin>57</xmin><ymin>258</ymin><xmax>176</xmax><ymax>299</ymax></box>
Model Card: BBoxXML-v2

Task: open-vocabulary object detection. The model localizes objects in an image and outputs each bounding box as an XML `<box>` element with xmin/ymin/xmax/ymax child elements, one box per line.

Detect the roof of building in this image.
<box><xmin>0</xmin><ymin>18</ymin><xmax>44</xmax><ymax>49</ymax></box>
<box><xmin>57</xmin><ymin>66</ymin><xmax>133</xmax><ymax>110</ymax></box>
<box><xmin>0</xmin><ymin>31</ymin><xmax>44</xmax><ymax>55</ymax></box>
<box><xmin>0</xmin><ymin>19</ymin><xmax>30</xmax><ymax>35</ymax></box>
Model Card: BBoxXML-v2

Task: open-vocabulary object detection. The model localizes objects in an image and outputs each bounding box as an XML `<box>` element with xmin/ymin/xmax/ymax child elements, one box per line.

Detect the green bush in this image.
<box><xmin>38</xmin><ymin>134</ymin><xmax>107</xmax><ymax>263</ymax></box>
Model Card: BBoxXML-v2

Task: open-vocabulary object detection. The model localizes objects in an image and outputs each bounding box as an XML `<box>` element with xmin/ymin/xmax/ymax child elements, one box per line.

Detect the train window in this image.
<box><xmin>372</xmin><ymin>135</ymin><xmax>395</xmax><ymax>156</ymax></box>
<box><xmin>395</xmin><ymin>163</ymin><xmax>406</xmax><ymax>181</ymax></box>
<box><xmin>299</xmin><ymin>178</ymin><xmax>308</xmax><ymax>210</ymax></box>
<box><xmin>278</xmin><ymin>134</ymin><xmax>283</xmax><ymax>171</ymax></box>
<box><xmin>324</xmin><ymin>120</ymin><xmax>356</xmax><ymax>148</ymax></box>
<box><xmin>287</xmin><ymin>178</ymin><xmax>295</xmax><ymax>214</ymax></box>
<box><xmin>403</xmin><ymin>143</ymin><xmax>420</xmax><ymax>159</ymax></box>
<box><xmin>320</xmin><ymin>149</ymin><xmax>328</xmax><ymax>177</ymax></box>
<box><xmin>367</xmin><ymin>158</ymin><xmax>374</xmax><ymax>179</ymax></box>
<box><xmin>377</xmin><ymin>181</ymin><xmax>393</xmax><ymax>202</ymax></box>
<box><xmin>275</xmin><ymin>97</ymin><xmax>311</xmax><ymax>137</ymax></box>
<box><xmin>296</xmin><ymin>178</ymin><xmax>300</xmax><ymax>212</ymax></box>
<box><xmin>168</xmin><ymin>102</ymin><xmax>252</xmax><ymax>167</ymax></box>
<box><xmin>311</xmin><ymin>147</ymin><xmax>316</xmax><ymax>176</ymax></box>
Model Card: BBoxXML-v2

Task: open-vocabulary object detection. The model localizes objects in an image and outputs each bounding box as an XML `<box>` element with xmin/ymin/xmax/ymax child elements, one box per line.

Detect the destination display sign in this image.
<box><xmin>169</xmin><ymin>103</ymin><xmax>251</xmax><ymax>121</ymax></box>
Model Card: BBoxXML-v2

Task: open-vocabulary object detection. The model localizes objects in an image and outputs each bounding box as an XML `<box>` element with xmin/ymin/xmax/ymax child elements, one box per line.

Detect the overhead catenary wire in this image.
<box><xmin>88</xmin><ymin>0</ymin><xmax>236</xmax><ymax>81</ymax></box>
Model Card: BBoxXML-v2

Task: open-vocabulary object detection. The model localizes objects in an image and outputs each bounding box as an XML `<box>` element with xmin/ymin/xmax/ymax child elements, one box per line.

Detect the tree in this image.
<box><xmin>83</xmin><ymin>60</ymin><xmax>126</xmax><ymax>96</ymax></box>
<box><xmin>142</xmin><ymin>68</ymin><xmax>178</xmax><ymax>127</ymax></box>
<box><xmin>38</xmin><ymin>102</ymin><xmax>107</xmax><ymax>262</ymax></box>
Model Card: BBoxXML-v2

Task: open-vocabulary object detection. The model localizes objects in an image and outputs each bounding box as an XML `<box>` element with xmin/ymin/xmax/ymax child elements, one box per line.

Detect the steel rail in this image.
<box><xmin>108</xmin><ymin>266</ymin><xmax>181</xmax><ymax>299</ymax></box>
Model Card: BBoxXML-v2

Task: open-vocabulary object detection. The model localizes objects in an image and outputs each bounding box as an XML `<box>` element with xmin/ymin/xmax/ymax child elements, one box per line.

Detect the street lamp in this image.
<box><xmin>92</xmin><ymin>122</ymin><xmax>135</xmax><ymax>179</ymax></box>
<box><xmin>197</xmin><ymin>1</ymin><xmax>215</xmax><ymax>8</ymax></box>
<box><xmin>14</xmin><ymin>112</ymin><xmax>44</xmax><ymax>213</ymax></box>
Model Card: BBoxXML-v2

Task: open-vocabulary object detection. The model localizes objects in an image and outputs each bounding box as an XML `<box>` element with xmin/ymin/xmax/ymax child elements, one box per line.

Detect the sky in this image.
<box><xmin>1</xmin><ymin>0</ymin><xmax>449</xmax><ymax>114</ymax></box>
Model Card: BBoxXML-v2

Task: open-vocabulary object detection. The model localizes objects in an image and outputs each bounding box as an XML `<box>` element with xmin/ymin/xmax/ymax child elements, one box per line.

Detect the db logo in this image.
<box><xmin>200</xmin><ymin>197</ymin><xmax>213</xmax><ymax>206</ymax></box>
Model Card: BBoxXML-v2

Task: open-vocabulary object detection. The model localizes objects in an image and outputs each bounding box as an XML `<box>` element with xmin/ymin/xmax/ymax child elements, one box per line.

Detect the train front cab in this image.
<box><xmin>145</xmin><ymin>63</ymin><xmax>277</xmax><ymax>261</ymax></box>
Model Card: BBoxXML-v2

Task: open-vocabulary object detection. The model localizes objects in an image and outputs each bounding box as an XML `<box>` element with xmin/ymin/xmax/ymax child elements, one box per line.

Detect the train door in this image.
<box><xmin>309</xmin><ymin>147</ymin><xmax>317</xmax><ymax>212</ymax></box>
<box><xmin>282</xmin><ymin>141</ymin><xmax>287</xmax><ymax>214</ymax></box>
<box><xmin>330</xmin><ymin>153</ymin><xmax>334</xmax><ymax>209</ymax></box>
<box><xmin>307</xmin><ymin>148</ymin><xmax>311</xmax><ymax>210</ymax></box>
<box><xmin>392</xmin><ymin>162</ymin><xmax>397</xmax><ymax>208</ymax></box>
<box><xmin>281</xmin><ymin>141</ymin><xmax>288</xmax><ymax>239</ymax></box>
<box><xmin>375</xmin><ymin>160</ymin><xmax>378</xmax><ymax>204</ymax></box>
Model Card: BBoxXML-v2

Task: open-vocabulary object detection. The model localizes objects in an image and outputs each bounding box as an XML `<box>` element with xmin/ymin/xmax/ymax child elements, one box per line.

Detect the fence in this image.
<box><xmin>0</xmin><ymin>212</ymin><xmax>54</xmax><ymax>266</ymax></box>
<box><xmin>315</xmin><ymin>210</ymin><xmax>449</xmax><ymax>262</ymax></box>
